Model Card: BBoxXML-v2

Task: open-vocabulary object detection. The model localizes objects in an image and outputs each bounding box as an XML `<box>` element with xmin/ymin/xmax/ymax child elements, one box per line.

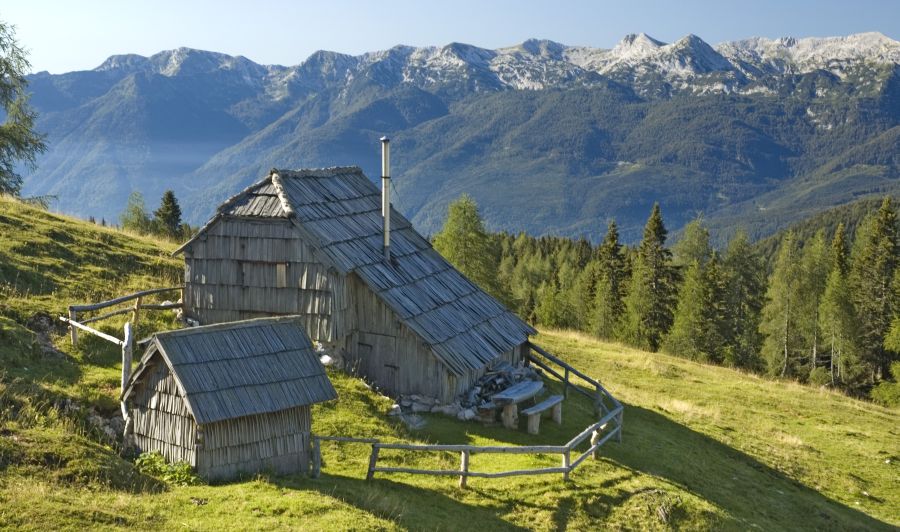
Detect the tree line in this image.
<box><xmin>119</xmin><ymin>190</ymin><xmax>194</xmax><ymax>240</ymax></box>
<box><xmin>433</xmin><ymin>195</ymin><xmax>900</xmax><ymax>405</ymax></box>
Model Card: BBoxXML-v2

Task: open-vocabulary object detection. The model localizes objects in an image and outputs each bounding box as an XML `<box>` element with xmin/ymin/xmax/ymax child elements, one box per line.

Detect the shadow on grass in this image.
<box><xmin>602</xmin><ymin>404</ymin><xmax>894</xmax><ymax>530</ymax></box>
<box><xmin>405</xmin><ymin>377</ymin><xmax>894</xmax><ymax>530</ymax></box>
<box><xmin>272</xmin><ymin>473</ymin><xmax>530</xmax><ymax>531</ymax></box>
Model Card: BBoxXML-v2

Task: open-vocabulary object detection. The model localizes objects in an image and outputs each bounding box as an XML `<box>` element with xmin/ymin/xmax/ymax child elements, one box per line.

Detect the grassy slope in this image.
<box><xmin>1</xmin><ymin>198</ymin><xmax>898</xmax><ymax>530</ymax></box>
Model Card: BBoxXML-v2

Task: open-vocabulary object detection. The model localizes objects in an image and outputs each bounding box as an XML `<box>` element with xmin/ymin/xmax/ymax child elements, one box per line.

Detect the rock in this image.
<box><xmin>400</xmin><ymin>414</ymin><xmax>427</xmax><ymax>430</ymax></box>
<box><xmin>388</xmin><ymin>404</ymin><xmax>402</xmax><ymax>416</ymax></box>
<box><xmin>399</xmin><ymin>397</ymin><xmax>413</xmax><ymax>408</ymax></box>
<box><xmin>411</xmin><ymin>402</ymin><xmax>432</xmax><ymax>413</ymax></box>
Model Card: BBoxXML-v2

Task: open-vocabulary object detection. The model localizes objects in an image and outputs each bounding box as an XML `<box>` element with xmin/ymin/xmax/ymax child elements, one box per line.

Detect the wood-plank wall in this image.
<box><xmin>183</xmin><ymin>218</ymin><xmax>350</xmax><ymax>342</ymax></box>
<box><xmin>345</xmin><ymin>274</ymin><xmax>522</xmax><ymax>403</ymax></box>
<box><xmin>130</xmin><ymin>356</ymin><xmax>198</xmax><ymax>466</ymax></box>
<box><xmin>197</xmin><ymin>405</ymin><xmax>312</xmax><ymax>482</ymax></box>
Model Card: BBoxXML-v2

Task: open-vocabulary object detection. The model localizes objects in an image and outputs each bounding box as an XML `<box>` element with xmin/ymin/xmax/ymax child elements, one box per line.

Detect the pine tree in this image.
<box><xmin>154</xmin><ymin>190</ymin><xmax>183</xmax><ymax>238</ymax></box>
<box><xmin>433</xmin><ymin>194</ymin><xmax>502</xmax><ymax>301</ymax></box>
<box><xmin>721</xmin><ymin>230</ymin><xmax>764</xmax><ymax>369</ymax></box>
<box><xmin>848</xmin><ymin>198</ymin><xmax>899</xmax><ymax>381</ymax></box>
<box><xmin>819</xmin><ymin>266</ymin><xmax>861</xmax><ymax>388</ymax></box>
<box><xmin>797</xmin><ymin>231</ymin><xmax>829</xmax><ymax>380</ymax></box>
<box><xmin>618</xmin><ymin>204</ymin><xmax>677</xmax><ymax>351</ymax></box>
<box><xmin>760</xmin><ymin>233</ymin><xmax>804</xmax><ymax>377</ymax></box>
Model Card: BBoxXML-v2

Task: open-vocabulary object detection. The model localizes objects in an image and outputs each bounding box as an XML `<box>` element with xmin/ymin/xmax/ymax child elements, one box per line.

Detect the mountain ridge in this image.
<box><xmin>19</xmin><ymin>31</ymin><xmax>900</xmax><ymax>242</ymax></box>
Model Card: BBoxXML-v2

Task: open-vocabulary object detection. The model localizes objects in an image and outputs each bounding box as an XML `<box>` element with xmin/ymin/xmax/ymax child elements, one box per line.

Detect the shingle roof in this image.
<box><xmin>123</xmin><ymin>317</ymin><xmax>337</xmax><ymax>425</ymax></box>
<box><xmin>178</xmin><ymin>166</ymin><xmax>535</xmax><ymax>375</ymax></box>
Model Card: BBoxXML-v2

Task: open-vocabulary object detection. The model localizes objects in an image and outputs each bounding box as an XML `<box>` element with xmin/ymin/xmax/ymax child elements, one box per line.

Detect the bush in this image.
<box><xmin>808</xmin><ymin>367</ymin><xmax>832</xmax><ymax>387</ymax></box>
<box><xmin>870</xmin><ymin>361</ymin><xmax>900</xmax><ymax>407</ymax></box>
<box><xmin>134</xmin><ymin>451</ymin><xmax>201</xmax><ymax>486</ymax></box>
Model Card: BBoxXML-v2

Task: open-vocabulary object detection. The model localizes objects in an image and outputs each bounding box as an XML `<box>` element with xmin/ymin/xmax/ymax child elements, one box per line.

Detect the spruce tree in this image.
<box><xmin>433</xmin><ymin>194</ymin><xmax>502</xmax><ymax>300</ymax></box>
<box><xmin>154</xmin><ymin>190</ymin><xmax>183</xmax><ymax>238</ymax></box>
<box><xmin>848</xmin><ymin>198</ymin><xmax>899</xmax><ymax>381</ymax></box>
<box><xmin>589</xmin><ymin>221</ymin><xmax>626</xmax><ymax>339</ymax></box>
<box><xmin>721</xmin><ymin>230</ymin><xmax>764</xmax><ymax>369</ymax></box>
<box><xmin>663</xmin><ymin>255</ymin><xmax>726</xmax><ymax>362</ymax></box>
<box><xmin>618</xmin><ymin>204</ymin><xmax>677</xmax><ymax>351</ymax></box>
<box><xmin>760</xmin><ymin>233</ymin><xmax>804</xmax><ymax>377</ymax></box>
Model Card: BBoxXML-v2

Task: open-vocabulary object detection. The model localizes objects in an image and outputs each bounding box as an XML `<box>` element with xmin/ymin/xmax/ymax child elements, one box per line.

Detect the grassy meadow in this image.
<box><xmin>0</xmin><ymin>197</ymin><xmax>898</xmax><ymax>530</ymax></box>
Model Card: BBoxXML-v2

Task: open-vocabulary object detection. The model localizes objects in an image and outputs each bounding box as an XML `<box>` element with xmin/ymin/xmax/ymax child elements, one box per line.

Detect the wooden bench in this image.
<box><xmin>520</xmin><ymin>395</ymin><xmax>564</xmax><ymax>435</ymax></box>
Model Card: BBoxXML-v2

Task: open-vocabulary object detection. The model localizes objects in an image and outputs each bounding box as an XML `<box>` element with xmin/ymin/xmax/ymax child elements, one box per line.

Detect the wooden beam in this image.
<box><xmin>374</xmin><ymin>442</ymin><xmax>568</xmax><ymax>454</ymax></box>
<box><xmin>68</xmin><ymin>309</ymin><xmax>77</xmax><ymax>345</ymax></box>
<box><xmin>59</xmin><ymin>316</ymin><xmax>124</xmax><ymax>346</ymax></box>
<box><xmin>68</xmin><ymin>287</ymin><xmax>181</xmax><ymax>312</ymax></box>
<box><xmin>80</xmin><ymin>307</ymin><xmax>133</xmax><ymax>324</ymax></box>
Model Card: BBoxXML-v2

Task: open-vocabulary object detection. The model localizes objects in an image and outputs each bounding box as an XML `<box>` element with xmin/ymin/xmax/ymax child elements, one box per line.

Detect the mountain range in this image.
<box><xmin>19</xmin><ymin>31</ymin><xmax>900</xmax><ymax>242</ymax></box>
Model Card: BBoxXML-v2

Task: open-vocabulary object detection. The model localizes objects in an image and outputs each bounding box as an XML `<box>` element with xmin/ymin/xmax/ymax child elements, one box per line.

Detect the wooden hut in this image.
<box><xmin>121</xmin><ymin>316</ymin><xmax>336</xmax><ymax>481</ymax></box>
<box><xmin>174</xmin><ymin>166</ymin><xmax>536</xmax><ymax>403</ymax></box>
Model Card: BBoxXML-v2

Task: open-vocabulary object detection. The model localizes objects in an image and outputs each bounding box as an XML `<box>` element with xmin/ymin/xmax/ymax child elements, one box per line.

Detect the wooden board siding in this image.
<box><xmin>346</xmin><ymin>274</ymin><xmax>523</xmax><ymax>402</ymax></box>
<box><xmin>183</xmin><ymin>217</ymin><xmax>349</xmax><ymax>342</ymax></box>
<box><xmin>197</xmin><ymin>406</ymin><xmax>312</xmax><ymax>481</ymax></box>
<box><xmin>130</xmin><ymin>356</ymin><xmax>198</xmax><ymax>466</ymax></box>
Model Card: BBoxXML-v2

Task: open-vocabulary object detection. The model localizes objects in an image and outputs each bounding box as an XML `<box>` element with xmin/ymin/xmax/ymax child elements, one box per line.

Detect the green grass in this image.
<box><xmin>1</xmin><ymin>197</ymin><xmax>898</xmax><ymax>530</ymax></box>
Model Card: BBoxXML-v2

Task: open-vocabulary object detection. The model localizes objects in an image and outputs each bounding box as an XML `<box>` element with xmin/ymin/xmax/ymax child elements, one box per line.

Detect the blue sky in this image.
<box><xmin>4</xmin><ymin>0</ymin><xmax>900</xmax><ymax>73</ymax></box>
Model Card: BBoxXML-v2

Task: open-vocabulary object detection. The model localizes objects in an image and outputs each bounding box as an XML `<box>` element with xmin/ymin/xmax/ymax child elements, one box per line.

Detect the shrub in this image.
<box><xmin>134</xmin><ymin>452</ymin><xmax>201</xmax><ymax>486</ymax></box>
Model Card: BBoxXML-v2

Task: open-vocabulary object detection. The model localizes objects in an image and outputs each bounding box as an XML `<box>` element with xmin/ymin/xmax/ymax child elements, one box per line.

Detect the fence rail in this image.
<box><xmin>59</xmin><ymin>286</ymin><xmax>184</xmax><ymax>415</ymax></box>
<box><xmin>64</xmin><ymin>286</ymin><xmax>182</xmax><ymax>345</ymax></box>
<box><xmin>312</xmin><ymin>342</ymin><xmax>624</xmax><ymax>488</ymax></box>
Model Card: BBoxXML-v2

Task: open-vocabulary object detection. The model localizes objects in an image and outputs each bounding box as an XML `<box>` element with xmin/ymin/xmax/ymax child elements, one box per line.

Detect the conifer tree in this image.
<box><xmin>848</xmin><ymin>198</ymin><xmax>899</xmax><ymax>381</ymax></box>
<box><xmin>120</xmin><ymin>191</ymin><xmax>152</xmax><ymax>234</ymax></box>
<box><xmin>760</xmin><ymin>233</ymin><xmax>804</xmax><ymax>377</ymax></box>
<box><xmin>721</xmin><ymin>230</ymin><xmax>764</xmax><ymax>369</ymax></box>
<box><xmin>672</xmin><ymin>217</ymin><xmax>712</xmax><ymax>268</ymax></box>
<box><xmin>0</xmin><ymin>20</ymin><xmax>46</xmax><ymax>195</ymax></box>
<box><xmin>663</xmin><ymin>255</ymin><xmax>726</xmax><ymax>362</ymax></box>
<box><xmin>433</xmin><ymin>194</ymin><xmax>502</xmax><ymax>300</ymax></box>
<box><xmin>618</xmin><ymin>204</ymin><xmax>677</xmax><ymax>351</ymax></box>
<box><xmin>154</xmin><ymin>190</ymin><xmax>183</xmax><ymax>238</ymax></box>
<box><xmin>798</xmin><ymin>231</ymin><xmax>829</xmax><ymax>380</ymax></box>
<box><xmin>589</xmin><ymin>221</ymin><xmax>626</xmax><ymax>339</ymax></box>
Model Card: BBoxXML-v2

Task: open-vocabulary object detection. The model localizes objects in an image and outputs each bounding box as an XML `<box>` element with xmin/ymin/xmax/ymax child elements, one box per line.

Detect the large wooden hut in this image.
<box><xmin>121</xmin><ymin>317</ymin><xmax>336</xmax><ymax>481</ymax></box>
<box><xmin>174</xmin><ymin>165</ymin><xmax>535</xmax><ymax>403</ymax></box>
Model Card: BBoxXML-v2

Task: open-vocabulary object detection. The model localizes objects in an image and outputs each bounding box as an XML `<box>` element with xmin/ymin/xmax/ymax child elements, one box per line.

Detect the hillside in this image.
<box><xmin>1</xmin><ymin>198</ymin><xmax>898</xmax><ymax>529</ymax></box>
<box><xmin>19</xmin><ymin>32</ymin><xmax>900</xmax><ymax>242</ymax></box>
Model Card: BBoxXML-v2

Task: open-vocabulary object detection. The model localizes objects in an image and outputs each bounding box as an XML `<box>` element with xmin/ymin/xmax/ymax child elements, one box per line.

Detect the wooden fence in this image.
<box><xmin>58</xmin><ymin>287</ymin><xmax>183</xmax><ymax>402</ymax></box>
<box><xmin>311</xmin><ymin>342</ymin><xmax>624</xmax><ymax>487</ymax></box>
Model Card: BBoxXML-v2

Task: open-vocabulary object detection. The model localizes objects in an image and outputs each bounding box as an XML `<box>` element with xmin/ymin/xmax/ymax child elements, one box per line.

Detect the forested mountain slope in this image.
<box><xmin>19</xmin><ymin>32</ymin><xmax>900</xmax><ymax>242</ymax></box>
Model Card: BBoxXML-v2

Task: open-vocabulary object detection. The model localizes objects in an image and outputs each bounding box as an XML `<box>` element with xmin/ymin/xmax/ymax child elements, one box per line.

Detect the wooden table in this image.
<box><xmin>491</xmin><ymin>380</ymin><xmax>544</xmax><ymax>429</ymax></box>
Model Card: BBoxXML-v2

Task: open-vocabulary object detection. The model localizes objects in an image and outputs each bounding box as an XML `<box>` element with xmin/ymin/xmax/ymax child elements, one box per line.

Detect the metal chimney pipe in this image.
<box><xmin>381</xmin><ymin>136</ymin><xmax>391</xmax><ymax>261</ymax></box>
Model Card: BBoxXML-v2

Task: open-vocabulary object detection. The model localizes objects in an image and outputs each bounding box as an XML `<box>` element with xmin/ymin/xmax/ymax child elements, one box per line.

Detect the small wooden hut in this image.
<box><xmin>174</xmin><ymin>166</ymin><xmax>536</xmax><ymax>403</ymax></box>
<box><xmin>121</xmin><ymin>316</ymin><xmax>336</xmax><ymax>481</ymax></box>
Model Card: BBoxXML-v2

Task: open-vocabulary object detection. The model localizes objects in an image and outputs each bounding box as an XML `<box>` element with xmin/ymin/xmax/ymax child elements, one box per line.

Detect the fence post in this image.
<box><xmin>132</xmin><ymin>296</ymin><xmax>142</xmax><ymax>329</ymax></box>
<box><xmin>562</xmin><ymin>449</ymin><xmax>571</xmax><ymax>481</ymax></box>
<box><xmin>563</xmin><ymin>367</ymin><xmax>569</xmax><ymax>399</ymax></box>
<box><xmin>311</xmin><ymin>437</ymin><xmax>321</xmax><ymax>478</ymax></box>
<box><xmin>121</xmin><ymin>322</ymin><xmax>133</xmax><ymax>392</ymax></box>
<box><xmin>366</xmin><ymin>444</ymin><xmax>380</xmax><ymax>481</ymax></box>
<box><xmin>68</xmin><ymin>308</ymin><xmax>78</xmax><ymax>345</ymax></box>
<box><xmin>616</xmin><ymin>410</ymin><xmax>624</xmax><ymax>443</ymax></box>
<box><xmin>459</xmin><ymin>450</ymin><xmax>470</xmax><ymax>489</ymax></box>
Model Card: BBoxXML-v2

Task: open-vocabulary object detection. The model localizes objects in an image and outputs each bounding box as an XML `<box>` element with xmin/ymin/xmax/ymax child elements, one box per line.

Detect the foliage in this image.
<box><xmin>848</xmin><ymin>198</ymin><xmax>899</xmax><ymax>381</ymax></box>
<box><xmin>120</xmin><ymin>191</ymin><xmax>153</xmax><ymax>234</ymax></box>
<box><xmin>720</xmin><ymin>231</ymin><xmax>765</xmax><ymax>369</ymax></box>
<box><xmin>134</xmin><ymin>452</ymin><xmax>201</xmax><ymax>486</ymax></box>
<box><xmin>152</xmin><ymin>190</ymin><xmax>183</xmax><ymax>238</ymax></box>
<box><xmin>432</xmin><ymin>194</ymin><xmax>503</xmax><ymax>301</ymax></box>
<box><xmin>760</xmin><ymin>233</ymin><xmax>804</xmax><ymax>377</ymax></box>
<box><xmin>0</xmin><ymin>19</ymin><xmax>46</xmax><ymax>196</ymax></box>
<box><xmin>618</xmin><ymin>204</ymin><xmax>677</xmax><ymax>351</ymax></box>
